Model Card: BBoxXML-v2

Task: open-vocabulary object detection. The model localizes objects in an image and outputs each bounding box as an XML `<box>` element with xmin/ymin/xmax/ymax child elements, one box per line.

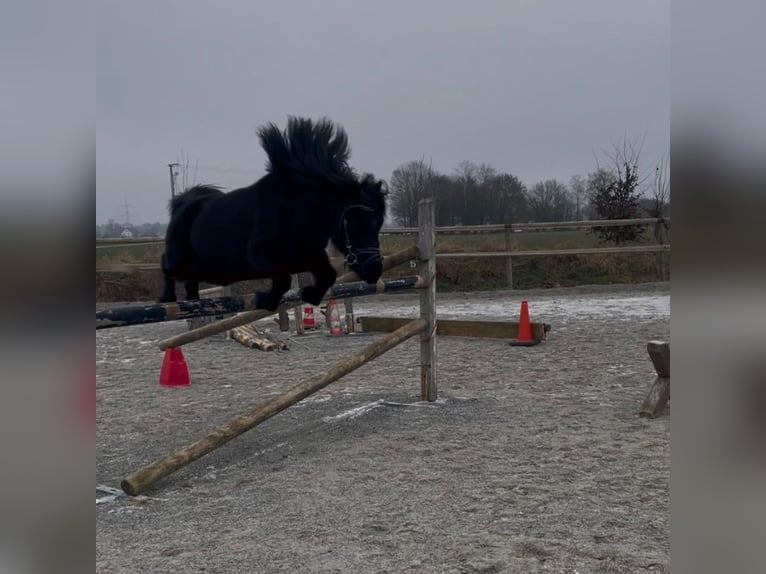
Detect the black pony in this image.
<box><xmin>158</xmin><ymin>117</ymin><xmax>387</xmax><ymax>311</ymax></box>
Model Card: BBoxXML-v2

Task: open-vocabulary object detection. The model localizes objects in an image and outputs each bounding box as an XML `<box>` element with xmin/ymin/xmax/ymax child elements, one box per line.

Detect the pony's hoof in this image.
<box><xmin>301</xmin><ymin>286</ymin><xmax>326</xmax><ymax>306</ymax></box>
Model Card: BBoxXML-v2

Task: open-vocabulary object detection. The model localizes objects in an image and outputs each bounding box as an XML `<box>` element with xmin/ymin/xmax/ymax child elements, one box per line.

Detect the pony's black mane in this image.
<box><xmin>168</xmin><ymin>117</ymin><xmax>387</xmax><ymax>218</ymax></box>
<box><xmin>257</xmin><ymin>116</ymin><xmax>358</xmax><ymax>189</ymax></box>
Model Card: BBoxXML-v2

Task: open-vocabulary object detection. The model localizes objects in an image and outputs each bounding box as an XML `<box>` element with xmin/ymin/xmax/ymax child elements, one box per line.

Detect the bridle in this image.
<box><xmin>338</xmin><ymin>204</ymin><xmax>382</xmax><ymax>267</ymax></box>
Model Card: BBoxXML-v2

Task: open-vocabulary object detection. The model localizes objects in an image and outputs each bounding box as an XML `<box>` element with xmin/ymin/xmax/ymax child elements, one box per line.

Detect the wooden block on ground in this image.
<box><xmin>639</xmin><ymin>340</ymin><xmax>670</xmax><ymax>418</ymax></box>
<box><xmin>357</xmin><ymin>316</ymin><xmax>549</xmax><ymax>341</ymax></box>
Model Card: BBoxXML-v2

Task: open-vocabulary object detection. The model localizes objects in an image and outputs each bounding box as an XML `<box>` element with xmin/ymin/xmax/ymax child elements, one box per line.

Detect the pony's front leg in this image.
<box><xmin>301</xmin><ymin>255</ymin><xmax>337</xmax><ymax>306</ymax></box>
<box><xmin>158</xmin><ymin>276</ymin><xmax>177</xmax><ymax>303</ymax></box>
<box><xmin>184</xmin><ymin>280</ymin><xmax>200</xmax><ymax>301</ymax></box>
<box><xmin>256</xmin><ymin>273</ymin><xmax>291</xmax><ymax>312</ymax></box>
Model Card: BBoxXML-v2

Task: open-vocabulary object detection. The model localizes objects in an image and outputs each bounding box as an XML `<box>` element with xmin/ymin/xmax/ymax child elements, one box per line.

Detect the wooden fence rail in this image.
<box><xmin>95</xmin><ymin>217</ymin><xmax>671</xmax><ymax>249</ymax></box>
<box><xmin>437</xmin><ymin>244</ymin><xmax>671</xmax><ymax>259</ymax></box>
<box><xmin>379</xmin><ymin>217</ymin><xmax>670</xmax><ymax>235</ymax></box>
<box><xmin>96</xmin><ymin>217</ymin><xmax>670</xmax><ymax>288</ymax></box>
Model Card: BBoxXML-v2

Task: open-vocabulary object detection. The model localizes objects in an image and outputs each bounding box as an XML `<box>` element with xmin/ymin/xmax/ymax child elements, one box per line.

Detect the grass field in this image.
<box><xmin>95</xmin><ymin>229</ymin><xmax>669</xmax><ymax>301</ymax></box>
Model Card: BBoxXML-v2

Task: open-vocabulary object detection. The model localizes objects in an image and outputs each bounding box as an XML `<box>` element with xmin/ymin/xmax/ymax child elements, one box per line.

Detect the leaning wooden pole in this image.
<box><xmin>156</xmin><ymin>244</ymin><xmax>420</xmax><ymax>350</ymax></box>
<box><xmin>418</xmin><ymin>198</ymin><xmax>437</xmax><ymax>401</ymax></box>
<box><xmin>121</xmin><ymin>317</ymin><xmax>427</xmax><ymax>496</ymax></box>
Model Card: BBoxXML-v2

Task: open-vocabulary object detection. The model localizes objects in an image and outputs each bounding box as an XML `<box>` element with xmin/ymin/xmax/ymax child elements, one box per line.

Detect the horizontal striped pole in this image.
<box><xmin>96</xmin><ymin>275</ymin><xmax>425</xmax><ymax>330</ymax></box>
<box><xmin>156</xmin><ymin>245</ymin><xmax>420</xmax><ymax>350</ymax></box>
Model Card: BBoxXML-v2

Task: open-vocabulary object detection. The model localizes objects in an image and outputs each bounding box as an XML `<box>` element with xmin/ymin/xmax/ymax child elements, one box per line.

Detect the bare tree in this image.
<box><xmin>568</xmin><ymin>174</ymin><xmax>588</xmax><ymax>220</ymax></box>
<box><xmin>589</xmin><ymin>135</ymin><xmax>648</xmax><ymax>245</ymax></box>
<box><xmin>495</xmin><ymin>173</ymin><xmax>528</xmax><ymax>224</ymax></box>
<box><xmin>649</xmin><ymin>151</ymin><xmax>670</xmax><ymax>244</ymax></box>
<box><xmin>452</xmin><ymin>161</ymin><xmax>479</xmax><ymax>225</ymax></box>
<box><xmin>389</xmin><ymin>158</ymin><xmax>436</xmax><ymax>226</ymax></box>
<box><xmin>176</xmin><ymin>150</ymin><xmax>199</xmax><ymax>192</ymax></box>
<box><xmin>528</xmin><ymin>179</ymin><xmax>574</xmax><ymax>222</ymax></box>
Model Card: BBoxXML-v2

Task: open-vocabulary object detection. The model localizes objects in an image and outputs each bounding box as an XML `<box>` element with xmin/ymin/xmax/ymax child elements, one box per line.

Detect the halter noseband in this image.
<box><xmin>339</xmin><ymin>205</ymin><xmax>382</xmax><ymax>267</ymax></box>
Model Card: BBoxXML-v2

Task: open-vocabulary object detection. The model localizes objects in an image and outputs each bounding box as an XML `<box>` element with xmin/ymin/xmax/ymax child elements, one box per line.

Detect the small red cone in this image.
<box><xmin>303</xmin><ymin>306</ymin><xmax>316</xmax><ymax>329</ymax></box>
<box><xmin>328</xmin><ymin>299</ymin><xmax>344</xmax><ymax>336</ymax></box>
<box><xmin>509</xmin><ymin>300</ymin><xmax>541</xmax><ymax>347</ymax></box>
<box><xmin>159</xmin><ymin>347</ymin><xmax>191</xmax><ymax>386</ymax></box>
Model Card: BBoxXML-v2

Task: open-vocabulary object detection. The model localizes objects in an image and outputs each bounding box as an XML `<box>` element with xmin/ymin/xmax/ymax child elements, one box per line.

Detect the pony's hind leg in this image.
<box><xmin>256</xmin><ymin>273</ymin><xmax>291</xmax><ymax>312</ymax></box>
<box><xmin>158</xmin><ymin>253</ymin><xmax>178</xmax><ymax>302</ymax></box>
<box><xmin>184</xmin><ymin>280</ymin><xmax>200</xmax><ymax>301</ymax></box>
<box><xmin>301</xmin><ymin>254</ymin><xmax>337</xmax><ymax>306</ymax></box>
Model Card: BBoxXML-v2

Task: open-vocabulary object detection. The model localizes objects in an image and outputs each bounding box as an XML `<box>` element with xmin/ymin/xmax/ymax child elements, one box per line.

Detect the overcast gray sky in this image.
<box><xmin>96</xmin><ymin>0</ymin><xmax>669</xmax><ymax>224</ymax></box>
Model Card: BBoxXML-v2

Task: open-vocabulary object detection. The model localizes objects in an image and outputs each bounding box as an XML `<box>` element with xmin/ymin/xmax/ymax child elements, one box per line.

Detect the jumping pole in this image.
<box><xmin>96</xmin><ymin>275</ymin><xmax>425</xmax><ymax>331</ymax></box>
<box><xmin>121</xmin><ymin>318</ymin><xmax>428</xmax><ymax>495</ymax></box>
<box><xmin>155</xmin><ymin>245</ymin><xmax>421</xmax><ymax>350</ymax></box>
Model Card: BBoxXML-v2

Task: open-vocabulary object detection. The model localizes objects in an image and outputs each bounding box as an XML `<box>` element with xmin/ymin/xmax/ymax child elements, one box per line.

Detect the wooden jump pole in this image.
<box><xmin>121</xmin><ymin>317</ymin><xmax>428</xmax><ymax>496</ymax></box>
<box><xmin>96</xmin><ymin>275</ymin><xmax>424</xmax><ymax>331</ymax></box>
<box><xmin>155</xmin><ymin>244</ymin><xmax>420</xmax><ymax>350</ymax></box>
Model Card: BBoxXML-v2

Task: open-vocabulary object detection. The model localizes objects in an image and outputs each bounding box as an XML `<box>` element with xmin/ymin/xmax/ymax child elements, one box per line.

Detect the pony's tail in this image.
<box><xmin>168</xmin><ymin>184</ymin><xmax>223</xmax><ymax>216</ymax></box>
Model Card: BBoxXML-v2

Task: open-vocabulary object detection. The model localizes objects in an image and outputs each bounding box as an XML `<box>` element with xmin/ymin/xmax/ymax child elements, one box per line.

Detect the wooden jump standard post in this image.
<box><xmin>417</xmin><ymin>199</ymin><xmax>436</xmax><ymax>401</ymax></box>
<box><xmin>121</xmin><ymin>317</ymin><xmax>427</xmax><ymax>496</ymax></box>
<box><xmin>154</xmin><ymin>244</ymin><xmax>420</xmax><ymax>350</ymax></box>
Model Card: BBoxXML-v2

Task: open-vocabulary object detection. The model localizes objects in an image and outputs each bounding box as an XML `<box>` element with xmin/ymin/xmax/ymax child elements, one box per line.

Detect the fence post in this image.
<box><xmin>344</xmin><ymin>298</ymin><xmax>355</xmax><ymax>334</ymax></box>
<box><xmin>418</xmin><ymin>198</ymin><xmax>437</xmax><ymax>401</ymax></box>
<box><xmin>278</xmin><ymin>279</ymin><xmax>290</xmax><ymax>332</ymax></box>
<box><xmin>504</xmin><ymin>225</ymin><xmax>514</xmax><ymax>289</ymax></box>
<box><xmin>293</xmin><ymin>272</ymin><xmax>313</xmax><ymax>336</ymax></box>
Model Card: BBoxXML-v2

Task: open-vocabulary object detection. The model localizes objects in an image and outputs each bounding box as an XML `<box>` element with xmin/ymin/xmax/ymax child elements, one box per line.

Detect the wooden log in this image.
<box><xmin>646</xmin><ymin>340</ymin><xmax>670</xmax><ymax>377</ymax></box>
<box><xmin>357</xmin><ymin>316</ymin><xmax>550</xmax><ymax>341</ymax></box>
<box><xmin>229</xmin><ymin>325</ymin><xmax>286</xmax><ymax>351</ymax></box>
<box><xmin>155</xmin><ymin>245</ymin><xmax>421</xmax><ymax>350</ymax></box>
<box><xmin>418</xmin><ymin>199</ymin><xmax>437</xmax><ymax>402</ymax></box>
<box><xmin>97</xmin><ymin>276</ymin><xmax>424</xmax><ymax>331</ymax></box>
<box><xmin>121</xmin><ymin>318</ymin><xmax>427</xmax><ymax>495</ymax></box>
<box><xmin>246</xmin><ymin>325</ymin><xmax>288</xmax><ymax>350</ymax></box>
<box><xmin>639</xmin><ymin>341</ymin><xmax>670</xmax><ymax>418</ymax></box>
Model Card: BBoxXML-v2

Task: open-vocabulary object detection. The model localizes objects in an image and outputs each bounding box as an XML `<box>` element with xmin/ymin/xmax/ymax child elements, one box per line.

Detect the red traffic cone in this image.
<box><xmin>328</xmin><ymin>299</ymin><xmax>344</xmax><ymax>336</ymax></box>
<box><xmin>159</xmin><ymin>347</ymin><xmax>191</xmax><ymax>386</ymax></box>
<box><xmin>509</xmin><ymin>300</ymin><xmax>541</xmax><ymax>347</ymax></box>
<box><xmin>303</xmin><ymin>306</ymin><xmax>316</xmax><ymax>329</ymax></box>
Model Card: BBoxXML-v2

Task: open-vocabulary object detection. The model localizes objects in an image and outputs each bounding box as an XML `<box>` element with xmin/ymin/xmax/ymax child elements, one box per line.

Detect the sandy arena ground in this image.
<box><xmin>97</xmin><ymin>282</ymin><xmax>670</xmax><ymax>573</ymax></box>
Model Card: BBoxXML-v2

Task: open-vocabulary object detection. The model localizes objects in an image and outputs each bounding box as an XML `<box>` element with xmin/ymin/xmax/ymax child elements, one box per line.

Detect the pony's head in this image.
<box><xmin>333</xmin><ymin>175</ymin><xmax>388</xmax><ymax>284</ymax></box>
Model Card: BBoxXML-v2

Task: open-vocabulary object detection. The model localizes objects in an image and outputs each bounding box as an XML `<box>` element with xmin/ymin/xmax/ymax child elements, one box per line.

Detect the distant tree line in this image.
<box><xmin>96</xmin><ymin>220</ymin><xmax>167</xmax><ymax>238</ymax></box>
<box><xmin>387</xmin><ymin>140</ymin><xmax>670</xmax><ymax>245</ymax></box>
